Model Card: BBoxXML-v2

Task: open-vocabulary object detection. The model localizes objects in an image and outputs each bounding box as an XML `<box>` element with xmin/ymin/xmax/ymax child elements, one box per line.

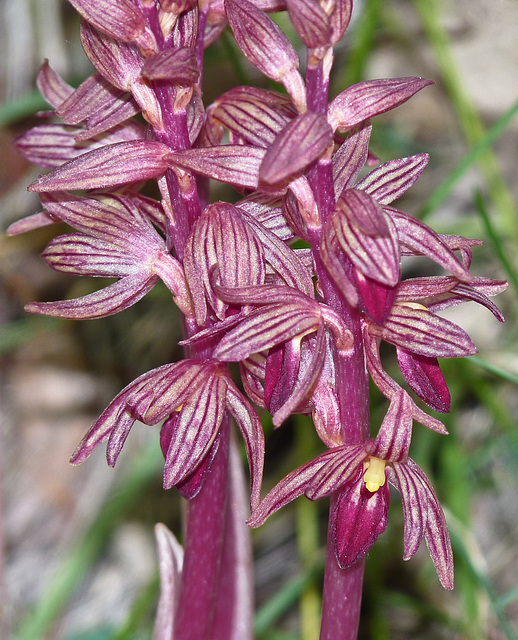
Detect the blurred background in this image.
<box><xmin>1</xmin><ymin>0</ymin><xmax>518</xmax><ymax>638</ymax></box>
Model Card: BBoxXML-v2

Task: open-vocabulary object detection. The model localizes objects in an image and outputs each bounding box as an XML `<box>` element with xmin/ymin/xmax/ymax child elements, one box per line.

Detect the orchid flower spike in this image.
<box><xmin>249</xmin><ymin>390</ymin><xmax>454</xmax><ymax>589</ymax></box>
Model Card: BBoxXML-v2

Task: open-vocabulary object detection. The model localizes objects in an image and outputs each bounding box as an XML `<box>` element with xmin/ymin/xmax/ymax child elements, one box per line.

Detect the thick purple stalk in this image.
<box><xmin>306</xmin><ymin>58</ymin><xmax>369</xmax><ymax>638</ymax></box>
<box><xmin>210</xmin><ymin>432</ymin><xmax>254</xmax><ymax>640</ymax></box>
<box><xmin>312</xmin><ymin>255</ymin><xmax>368</xmax><ymax>639</ymax></box>
<box><xmin>320</xmin><ymin>495</ymin><xmax>365</xmax><ymax>640</ymax></box>
<box><xmin>162</xmin><ymin>170</ymin><xmax>191</xmax><ymax>257</ymax></box>
<box><xmin>306</xmin><ymin>58</ymin><xmax>329</xmax><ymax>114</ymax></box>
<box><xmin>173</xmin><ymin>418</ymin><xmax>230</xmax><ymax>640</ymax></box>
<box><xmin>317</xmin><ymin>268</ymin><xmax>370</xmax><ymax>444</ymax></box>
<box><xmin>306</xmin><ymin>58</ymin><xmax>335</xmax><ymax>224</ymax></box>
<box><xmin>315</xmin><ymin>262</ymin><xmax>369</xmax><ymax>640</ymax></box>
<box><xmin>141</xmin><ymin>5</ymin><xmax>248</xmax><ymax>636</ymax></box>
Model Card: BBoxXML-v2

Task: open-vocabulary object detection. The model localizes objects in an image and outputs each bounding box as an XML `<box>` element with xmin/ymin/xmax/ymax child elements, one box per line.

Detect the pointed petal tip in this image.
<box><xmin>69</xmin><ymin>441</ymin><xmax>95</xmax><ymax>466</ymax></box>
<box><xmin>441</xmin><ymin>574</ymin><xmax>455</xmax><ymax>590</ymax></box>
<box><xmin>24</xmin><ymin>302</ymin><xmax>43</xmax><ymax>315</ymax></box>
<box><xmin>69</xmin><ymin>451</ymin><xmax>82</xmax><ymax>466</ymax></box>
<box><xmin>401</xmin><ymin>553</ymin><xmax>454</xmax><ymax>589</ymax></box>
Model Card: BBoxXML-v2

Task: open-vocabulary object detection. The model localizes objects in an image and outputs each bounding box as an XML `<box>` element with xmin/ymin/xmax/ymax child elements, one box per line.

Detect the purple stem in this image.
<box><xmin>173</xmin><ymin>418</ymin><xmax>230</xmax><ymax>640</ymax></box>
<box><xmin>210</xmin><ymin>431</ymin><xmax>254</xmax><ymax>640</ymax></box>
<box><xmin>306</xmin><ymin>54</ymin><xmax>369</xmax><ymax>640</ymax></box>
<box><xmin>316</xmin><ymin>265</ymin><xmax>369</xmax><ymax>640</ymax></box>
<box><xmin>145</xmin><ymin>5</ymin><xmax>249</xmax><ymax>635</ymax></box>
<box><xmin>320</xmin><ymin>496</ymin><xmax>365</xmax><ymax>640</ymax></box>
<box><xmin>306</xmin><ymin>57</ymin><xmax>329</xmax><ymax>114</ymax></box>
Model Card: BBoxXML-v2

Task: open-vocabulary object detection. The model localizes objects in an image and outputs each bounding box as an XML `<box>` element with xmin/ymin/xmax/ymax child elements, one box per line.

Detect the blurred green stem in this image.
<box><xmin>295</xmin><ymin>417</ymin><xmax>322</xmax><ymax>640</ymax></box>
<box><xmin>419</xmin><ymin>98</ymin><xmax>518</xmax><ymax>221</ymax></box>
<box><xmin>473</xmin><ymin>189</ymin><xmax>518</xmax><ymax>297</ymax></box>
<box><xmin>337</xmin><ymin>0</ymin><xmax>383</xmax><ymax>89</ymax></box>
<box><xmin>254</xmin><ymin>555</ymin><xmax>325</xmax><ymax>638</ymax></box>
<box><xmin>0</xmin><ymin>90</ymin><xmax>47</xmax><ymax>125</ymax></box>
<box><xmin>414</xmin><ymin>0</ymin><xmax>518</xmax><ymax>239</ymax></box>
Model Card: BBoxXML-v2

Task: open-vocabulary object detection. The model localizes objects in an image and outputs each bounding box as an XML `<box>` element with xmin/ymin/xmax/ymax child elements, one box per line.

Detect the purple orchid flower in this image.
<box><xmin>248</xmin><ymin>390</ymin><xmax>454</xmax><ymax>589</ymax></box>
<box><xmin>364</xmin><ymin>272</ymin><xmax>507</xmax><ymax>430</ymax></box>
<box><xmin>12</xmin><ymin>0</ymin><xmax>509</xmax><ymax>636</ymax></box>
<box><xmin>70</xmin><ymin>358</ymin><xmax>264</xmax><ymax>509</ymax></box>
<box><xmin>16</xmin><ymin>192</ymin><xmax>192</xmax><ymax>319</ymax></box>
<box><xmin>321</xmin><ymin>123</ymin><xmax>475</xmax><ymax>319</ymax></box>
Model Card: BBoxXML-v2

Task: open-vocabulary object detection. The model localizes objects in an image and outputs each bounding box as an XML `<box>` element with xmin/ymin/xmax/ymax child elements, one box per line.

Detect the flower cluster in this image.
<box><xmin>13</xmin><ymin>0</ymin><xmax>506</xmax><ymax>622</ymax></box>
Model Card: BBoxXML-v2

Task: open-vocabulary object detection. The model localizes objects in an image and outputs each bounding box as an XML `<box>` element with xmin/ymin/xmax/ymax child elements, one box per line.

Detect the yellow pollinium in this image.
<box><xmin>397</xmin><ymin>302</ymin><xmax>428</xmax><ymax>311</ymax></box>
<box><xmin>363</xmin><ymin>457</ymin><xmax>387</xmax><ymax>493</ymax></box>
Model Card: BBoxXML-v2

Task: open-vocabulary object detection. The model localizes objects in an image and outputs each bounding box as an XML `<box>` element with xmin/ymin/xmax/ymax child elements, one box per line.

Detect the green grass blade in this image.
<box><xmin>294</xmin><ymin>417</ymin><xmax>322</xmax><ymax>640</ymax></box>
<box><xmin>14</xmin><ymin>441</ymin><xmax>163</xmax><ymax>640</ymax></box>
<box><xmin>447</xmin><ymin>511</ymin><xmax>518</xmax><ymax>640</ymax></box>
<box><xmin>254</xmin><ymin>554</ymin><xmax>325</xmax><ymax>638</ymax></box>
<box><xmin>0</xmin><ymin>90</ymin><xmax>48</xmax><ymax>126</ymax></box>
<box><xmin>111</xmin><ymin>573</ymin><xmax>160</xmax><ymax>640</ymax></box>
<box><xmin>473</xmin><ymin>189</ymin><xmax>518</xmax><ymax>296</ymax></box>
<box><xmin>497</xmin><ymin>582</ymin><xmax>518</xmax><ymax>610</ymax></box>
<box><xmin>0</xmin><ymin>318</ymin><xmax>62</xmax><ymax>355</ymax></box>
<box><xmin>413</xmin><ymin>0</ymin><xmax>518</xmax><ymax>239</ymax></box>
<box><xmin>337</xmin><ymin>0</ymin><xmax>384</xmax><ymax>89</ymax></box>
<box><xmin>467</xmin><ymin>356</ymin><xmax>518</xmax><ymax>386</ymax></box>
<box><xmin>419</xmin><ymin>98</ymin><xmax>518</xmax><ymax>220</ymax></box>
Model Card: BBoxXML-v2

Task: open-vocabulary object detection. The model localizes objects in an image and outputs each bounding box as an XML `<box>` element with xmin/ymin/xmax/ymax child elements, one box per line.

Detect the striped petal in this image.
<box><xmin>142</xmin><ymin>47</ymin><xmax>199</xmax><ymax>85</ymax></box>
<box><xmin>225</xmin><ymin>0</ymin><xmax>299</xmax><ymax>82</ymax></box>
<box><xmin>167</xmin><ymin>146</ymin><xmax>266</xmax><ymax>190</ymax></box>
<box><xmin>259</xmin><ymin>111</ymin><xmax>333</xmax><ymax>187</ymax></box>
<box><xmin>36</xmin><ymin>60</ymin><xmax>74</xmax><ymax>109</ymax></box>
<box><xmin>391</xmin><ymin>459</ymin><xmax>454</xmax><ymax>589</ymax></box>
<box><xmin>68</xmin><ymin>0</ymin><xmax>146</xmax><ymax>42</ymax></box>
<box><xmin>25</xmin><ymin>272</ymin><xmax>157</xmax><ymax>320</ymax></box>
<box><xmin>369</xmin><ymin>390</ymin><xmax>412</xmax><ymax>462</ymax></box>
<box><xmin>268</xmin><ymin>322</ymin><xmax>327</xmax><ymax>426</ymax></box>
<box><xmin>286</xmin><ymin>0</ymin><xmax>332</xmax><ymax>48</ymax></box>
<box><xmin>237</xmin><ymin>194</ymin><xmax>294</xmax><ymax>241</ymax></box>
<box><xmin>247</xmin><ymin>447</ymin><xmax>354</xmax><ymax>528</ymax></box>
<box><xmin>15</xmin><ymin>125</ymin><xmax>97</xmax><ymax>168</ymax></box>
<box><xmin>356</xmin><ymin>154</ymin><xmax>429</xmax><ymax>205</ymax></box>
<box><xmin>329</xmin><ymin>0</ymin><xmax>353</xmax><ymax>44</ymax></box>
<box><xmin>153</xmin><ymin>524</ymin><xmax>183</xmax><ymax>640</ymax></box>
<box><xmin>389</xmin><ymin>207</ymin><xmax>473</xmax><ymax>282</ymax></box>
<box><xmin>70</xmin><ymin>360</ymin><xmax>219</xmax><ymax>466</ymax></box>
<box><xmin>183</xmin><ymin>203</ymin><xmax>266</xmax><ymax>324</ymax></box>
<box><xmin>304</xmin><ymin>445</ymin><xmax>368</xmax><ymax>500</ymax></box>
<box><xmin>328</xmin><ymin>78</ymin><xmax>433</xmax><ymax>132</ymax></box>
<box><xmin>238</xmin><ymin>211</ymin><xmax>315</xmax><ymax>297</ymax></box>
<box><xmin>80</xmin><ymin>21</ymin><xmax>144</xmax><ymax>91</ymax></box>
<box><xmin>210</xmin><ymin>86</ymin><xmax>296</xmax><ymax>148</ymax></box>
<box><xmin>213</xmin><ymin>301</ymin><xmax>320</xmax><ymax>361</ymax></box>
<box><xmin>396</xmin><ymin>348</ymin><xmax>451</xmax><ymax>413</ymax></box>
<box><xmin>330</xmin><ymin>188</ymin><xmax>400</xmax><ymax>286</ymax></box>
<box><xmin>163</xmin><ymin>372</ymin><xmax>227</xmax><ymax>488</ymax></box>
<box><xmin>333</xmin><ymin>122</ymin><xmax>372</xmax><ymax>196</ymax></box>
<box><xmin>41</xmin><ymin>233</ymin><xmax>141</xmax><ymax>277</ymax></box>
<box><xmin>226</xmin><ymin>380</ymin><xmax>265</xmax><ymax>510</ymax></box>
<box><xmin>29</xmin><ymin>140</ymin><xmax>170</xmax><ymax>192</ymax></box>
<box><xmin>369</xmin><ymin>304</ymin><xmax>477</xmax><ymax>358</ymax></box>
<box><xmin>331</xmin><ymin>477</ymin><xmax>390</xmax><ymax>569</ymax></box>
<box><xmin>39</xmin><ymin>193</ymin><xmax>155</xmax><ymax>245</ymax></box>
<box><xmin>363</xmin><ymin>326</ymin><xmax>448</xmax><ymax>434</ymax></box>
